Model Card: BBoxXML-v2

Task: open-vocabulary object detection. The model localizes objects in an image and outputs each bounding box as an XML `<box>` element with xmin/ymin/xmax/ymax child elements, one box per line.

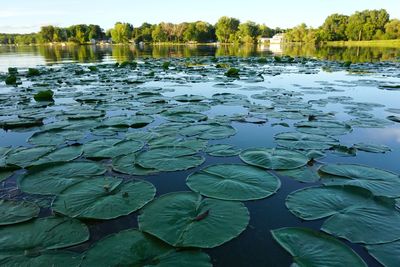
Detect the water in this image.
<box><xmin>1</xmin><ymin>45</ymin><xmax>400</xmax><ymax>266</ymax></box>
<box><xmin>1</xmin><ymin>44</ymin><xmax>400</xmax><ymax>72</ymax></box>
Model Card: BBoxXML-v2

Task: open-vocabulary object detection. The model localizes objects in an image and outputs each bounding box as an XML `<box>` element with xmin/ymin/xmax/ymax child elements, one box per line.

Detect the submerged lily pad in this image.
<box><xmin>187</xmin><ymin>164</ymin><xmax>280</xmax><ymax>201</ymax></box>
<box><xmin>19</xmin><ymin>161</ymin><xmax>107</xmax><ymax>195</ymax></box>
<box><xmin>354</xmin><ymin>143</ymin><xmax>391</xmax><ymax>153</ymax></box>
<box><xmin>136</xmin><ymin>147</ymin><xmax>205</xmax><ymax>172</ymax></box>
<box><xmin>0</xmin><ymin>217</ymin><xmax>89</xmax><ymax>260</ymax></box>
<box><xmin>52</xmin><ymin>177</ymin><xmax>155</xmax><ymax>219</ymax></box>
<box><xmin>82</xmin><ymin>229</ymin><xmax>211</xmax><ymax>267</ymax></box>
<box><xmin>319</xmin><ymin>164</ymin><xmax>400</xmax><ymax>198</ymax></box>
<box><xmin>239</xmin><ymin>148</ymin><xmax>309</xmax><ymax>170</ymax></box>
<box><xmin>271</xmin><ymin>227</ymin><xmax>366</xmax><ymax>267</ymax></box>
<box><xmin>286</xmin><ymin>186</ymin><xmax>400</xmax><ymax>244</ymax></box>
<box><xmin>278</xmin><ymin>166</ymin><xmax>320</xmax><ymax>183</ymax></box>
<box><xmin>0</xmin><ymin>200</ymin><xmax>39</xmax><ymax>226</ymax></box>
<box><xmin>138</xmin><ymin>192</ymin><xmax>249</xmax><ymax>248</ymax></box>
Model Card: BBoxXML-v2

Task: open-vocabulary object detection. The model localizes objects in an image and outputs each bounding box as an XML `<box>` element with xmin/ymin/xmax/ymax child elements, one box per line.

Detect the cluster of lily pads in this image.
<box><xmin>0</xmin><ymin>56</ymin><xmax>400</xmax><ymax>266</ymax></box>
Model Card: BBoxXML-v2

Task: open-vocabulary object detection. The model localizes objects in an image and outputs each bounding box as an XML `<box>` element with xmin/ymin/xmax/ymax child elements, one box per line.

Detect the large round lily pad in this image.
<box><xmin>33</xmin><ymin>145</ymin><xmax>83</xmax><ymax>165</ymax></box>
<box><xmin>84</xmin><ymin>139</ymin><xmax>144</xmax><ymax>159</ymax></box>
<box><xmin>6</xmin><ymin>146</ymin><xmax>54</xmax><ymax>168</ymax></box>
<box><xmin>82</xmin><ymin>229</ymin><xmax>211</xmax><ymax>267</ymax></box>
<box><xmin>286</xmin><ymin>186</ymin><xmax>400</xmax><ymax>244</ymax></box>
<box><xmin>295</xmin><ymin>120</ymin><xmax>352</xmax><ymax>136</ymax></box>
<box><xmin>271</xmin><ymin>227</ymin><xmax>366</xmax><ymax>267</ymax></box>
<box><xmin>138</xmin><ymin>192</ymin><xmax>249</xmax><ymax>248</ymax></box>
<box><xmin>278</xmin><ymin>166</ymin><xmax>320</xmax><ymax>183</ymax></box>
<box><xmin>136</xmin><ymin>147</ymin><xmax>205</xmax><ymax>172</ymax></box>
<box><xmin>52</xmin><ymin>177</ymin><xmax>155</xmax><ymax>219</ymax></box>
<box><xmin>0</xmin><ymin>251</ymin><xmax>81</xmax><ymax>267</ymax></box>
<box><xmin>0</xmin><ymin>217</ymin><xmax>89</xmax><ymax>259</ymax></box>
<box><xmin>319</xmin><ymin>164</ymin><xmax>400</xmax><ymax>198</ymax></box>
<box><xmin>180</xmin><ymin>123</ymin><xmax>236</xmax><ymax>140</ymax></box>
<box><xmin>0</xmin><ymin>199</ymin><xmax>39</xmax><ymax>226</ymax></box>
<box><xmin>19</xmin><ymin>161</ymin><xmax>107</xmax><ymax>195</ymax></box>
<box><xmin>187</xmin><ymin>164</ymin><xmax>280</xmax><ymax>201</ymax></box>
<box><xmin>112</xmin><ymin>154</ymin><xmax>159</xmax><ymax>176</ymax></box>
<box><xmin>239</xmin><ymin>148</ymin><xmax>309</xmax><ymax>170</ymax></box>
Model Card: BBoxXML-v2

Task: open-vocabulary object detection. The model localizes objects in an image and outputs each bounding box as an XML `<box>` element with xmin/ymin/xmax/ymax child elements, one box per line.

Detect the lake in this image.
<box><xmin>0</xmin><ymin>44</ymin><xmax>400</xmax><ymax>266</ymax></box>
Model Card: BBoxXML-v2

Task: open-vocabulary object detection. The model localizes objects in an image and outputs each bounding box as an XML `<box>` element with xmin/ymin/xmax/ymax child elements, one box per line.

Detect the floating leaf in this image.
<box><xmin>6</xmin><ymin>146</ymin><xmax>54</xmax><ymax>168</ymax></box>
<box><xmin>205</xmin><ymin>144</ymin><xmax>241</xmax><ymax>157</ymax></box>
<box><xmin>82</xmin><ymin>229</ymin><xmax>211</xmax><ymax>267</ymax></box>
<box><xmin>366</xmin><ymin>240</ymin><xmax>400</xmax><ymax>267</ymax></box>
<box><xmin>240</xmin><ymin>148</ymin><xmax>308</xmax><ymax>170</ymax></box>
<box><xmin>138</xmin><ymin>192</ymin><xmax>249</xmax><ymax>248</ymax></box>
<box><xmin>319</xmin><ymin>164</ymin><xmax>400</xmax><ymax>198</ymax></box>
<box><xmin>84</xmin><ymin>139</ymin><xmax>144</xmax><ymax>159</ymax></box>
<box><xmin>0</xmin><ymin>200</ymin><xmax>39</xmax><ymax>226</ymax></box>
<box><xmin>271</xmin><ymin>227</ymin><xmax>366</xmax><ymax>267</ymax></box>
<box><xmin>112</xmin><ymin>154</ymin><xmax>158</xmax><ymax>176</ymax></box>
<box><xmin>278</xmin><ymin>167</ymin><xmax>320</xmax><ymax>183</ymax></box>
<box><xmin>19</xmin><ymin>161</ymin><xmax>107</xmax><ymax>195</ymax></box>
<box><xmin>187</xmin><ymin>164</ymin><xmax>280</xmax><ymax>201</ymax></box>
<box><xmin>275</xmin><ymin>132</ymin><xmax>338</xmax><ymax>150</ymax></box>
<box><xmin>286</xmin><ymin>186</ymin><xmax>400</xmax><ymax>244</ymax></box>
<box><xmin>33</xmin><ymin>145</ymin><xmax>83</xmax><ymax>165</ymax></box>
<box><xmin>354</xmin><ymin>143</ymin><xmax>391</xmax><ymax>153</ymax></box>
<box><xmin>53</xmin><ymin>177</ymin><xmax>155</xmax><ymax>219</ymax></box>
<box><xmin>136</xmin><ymin>147</ymin><xmax>205</xmax><ymax>172</ymax></box>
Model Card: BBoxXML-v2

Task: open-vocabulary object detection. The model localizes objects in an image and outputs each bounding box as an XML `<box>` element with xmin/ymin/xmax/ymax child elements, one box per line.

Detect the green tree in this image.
<box><xmin>236</xmin><ymin>21</ymin><xmax>259</xmax><ymax>43</ymax></box>
<box><xmin>111</xmin><ymin>22</ymin><xmax>133</xmax><ymax>43</ymax></box>
<box><xmin>39</xmin><ymin>26</ymin><xmax>55</xmax><ymax>43</ymax></box>
<box><xmin>133</xmin><ymin>23</ymin><xmax>154</xmax><ymax>43</ymax></box>
<box><xmin>320</xmin><ymin>14</ymin><xmax>349</xmax><ymax>41</ymax></box>
<box><xmin>152</xmin><ymin>24</ymin><xmax>167</xmax><ymax>42</ymax></box>
<box><xmin>215</xmin><ymin>16</ymin><xmax>240</xmax><ymax>43</ymax></box>
<box><xmin>346</xmin><ymin>9</ymin><xmax>390</xmax><ymax>40</ymax></box>
<box><xmin>385</xmin><ymin>19</ymin><xmax>400</xmax><ymax>39</ymax></box>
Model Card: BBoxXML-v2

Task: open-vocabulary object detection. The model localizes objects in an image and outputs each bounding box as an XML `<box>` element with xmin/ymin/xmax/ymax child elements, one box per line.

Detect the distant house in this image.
<box><xmin>258</xmin><ymin>34</ymin><xmax>284</xmax><ymax>44</ymax></box>
<box><xmin>270</xmin><ymin>34</ymin><xmax>284</xmax><ymax>44</ymax></box>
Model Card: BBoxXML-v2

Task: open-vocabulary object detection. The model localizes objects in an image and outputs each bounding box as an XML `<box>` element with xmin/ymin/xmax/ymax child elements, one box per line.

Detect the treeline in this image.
<box><xmin>0</xmin><ymin>17</ymin><xmax>279</xmax><ymax>45</ymax></box>
<box><xmin>285</xmin><ymin>9</ymin><xmax>400</xmax><ymax>43</ymax></box>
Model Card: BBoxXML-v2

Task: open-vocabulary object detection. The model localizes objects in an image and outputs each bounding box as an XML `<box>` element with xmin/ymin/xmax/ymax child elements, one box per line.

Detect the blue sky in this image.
<box><xmin>1</xmin><ymin>0</ymin><xmax>399</xmax><ymax>33</ymax></box>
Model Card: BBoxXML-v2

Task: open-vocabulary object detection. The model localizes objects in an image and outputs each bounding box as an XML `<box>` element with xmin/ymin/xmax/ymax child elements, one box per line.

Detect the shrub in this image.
<box><xmin>34</xmin><ymin>90</ymin><xmax>54</xmax><ymax>102</ymax></box>
<box><xmin>225</xmin><ymin>68</ymin><xmax>240</xmax><ymax>78</ymax></box>
<box><xmin>5</xmin><ymin>75</ymin><xmax>17</xmax><ymax>85</ymax></box>
<box><xmin>27</xmin><ymin>68</ymin><xmax>40</xmax><ymax>77</ymax></box>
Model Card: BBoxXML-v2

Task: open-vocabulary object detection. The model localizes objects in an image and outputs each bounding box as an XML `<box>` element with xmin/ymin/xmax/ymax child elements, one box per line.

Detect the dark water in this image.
<box><xmin>1</xmin><ymin>44</ymin><xmax>400</xmax><ymax>72</ymax></box>
<box><xmin>1</xmin><ymin>47</ymin><xmax>400</xmax><ymax>266</ymax></box>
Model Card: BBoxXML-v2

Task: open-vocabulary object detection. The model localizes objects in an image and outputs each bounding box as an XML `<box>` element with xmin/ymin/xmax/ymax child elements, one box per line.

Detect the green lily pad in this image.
<box><xmin>271</xmin><ymin>227</ymin><xmax>366</xmax><ymax>267</ymax></box>
<box><xmin>0</xmin><ymin>251</ymin><xmax>81</xmax><ymax>267</ymax></box>
<box><xmin>84</xmin><ymin>139</ymin><xmax>144</xmax><ymax>159</ymax></box>
<box><xmin>0</xmin><ymin>200</ymin><xmax>39</xmax><ymax>226</ymax></box>
<box><xmin>162</xmin><ymin>111</ymin><xmax>207</xmax><ymax>123</ymax></box>
<box><xmin>319</xmin><ymin>164</ymin><xmax>400</xmax><ymax>198</ymax></box>
<box><xmin>33</xmin><ymin>145</ymin><xmax>83</xmax><ymax>165</ymax></box>
<box><xmin>19</xmin><ymin>161</ymin><xmax>107</xmax><ymax>195</ymax></box>
<box><xmin>274</xmin><ymin>132</ymin><xmax>338</xmax><ymax>150</ymax></box>
<box><xmin>112</xmin><ymin>154</ymin><xmax>159</xmax><ymax>176</ymax></box>
<box><xmin>136</xmin><ymin>147</ymin><xmax>205</xmax><ymax>172</ymax></box>
<box><xmin>278</xmin><ymin>166</ymin><xmax>320</xmax><ymax>183</ymax></box>
<box><xmin>52</xmin><ymin>177</ymin><xmax>155</xmax><ymax>219</ymax></box>
<box><xmin>0</xmin><ymin>217</ymin><xmax>89</xmax><ymax>258</ymax></box>
<box><xmin>295</xmin><ymin>120</ymin><xmax>352</xmax><ymax>136</ymax></box>
<box><xmin>286</xmin><ymin>186</ymin><xmax>400</xmax><ymax>244</ymax></box>
<box><xmin>239</xmin><ymin>148</ymin><xmax>309</xmax><ymax>170</ymax></box>
<box><xmin>138</xmin><ymin>192</ymin><xmax>249</xmax><ymax>248</ymax></box>
<box><xmin>174</xmin><ymin>94</ymin><xmax>206</xmax><ymax>102</ymax></box>
<box><xmin>180</xmin><ymin>123</ymin><xmax>236</xmax><ymax>140</ymax></box>
<box><xmin>354</xmin><ymin>143</ymin><xmax>391</xmax><ymax>153</ymax></box>
<box><xmin>366</xmin><ymin>240</ymin><xmax>400</xmax><ymax>267</ymax></box>
<box><xmin>205</xmin><ymin>144</ymin><xmax>241</xmax><ymax>157</ymax></box>
<box><xmin>187</xmin><ymin>164</ymin><xmax>280</xmax><ymax>201</ymax></box>
<box><xmin>6</xmin><ymin>146</ymin><xmax>54</xmax><ymax>168</ymax></box>
<box><xmin>82</xmin><ymin>229</ymin><xmax>211</xmax><ymax>267</ymax></box>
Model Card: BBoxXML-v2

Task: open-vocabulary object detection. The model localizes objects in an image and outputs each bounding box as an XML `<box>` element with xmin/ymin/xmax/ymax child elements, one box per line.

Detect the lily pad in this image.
<box><xmin>0</xmin><ymin>199</ymin><xmax>39</xmax><ymax>226</ymax></box>
<box><xmin>286</xmin><ymin>186</ymin><xmax>400</xmax><ymax>244</ymax></box>
<box><xmin>240</xmin><ymin>148</ymin><xmax>309</xmax><ymax>170</ymax></box>
<box><xmin>33</xmin><ymin>145</ymin><xmax>83</xmax><ymax>165</ymax></box>
<box><xmin>295</xmin><ymin>120</ymin><xmax>352</xmax><ymax>136</ymax></box>
<box><xmin>0</xmin><ymin>251</ymin><xmax>81</xmax><ymax>267</ymax></box>
<box><xmin>319</xmin><ymin>164</ymin><xmax>400</xmax><ymax>198</ymax></box>
<box><xmin>6</xmin><ymin>146</ymin><xmax>54</xmax><ymax>168</ymax></box>
<box><xmin>205</xmin><ymin>144</ymin><xmax>241</xmax><ymax>157</ymax></box>
<box><xmin>278</xmin><ymin>166</ymin><xmax>320</xmax><ymax>183</ymax></box>
<box><xmin>180</xmin><ymin>123</ymin><xmax>236</xmax><ymax>140</ymax></box>
<box><xmin>19</xmin><ymin>161</ymin><xmax>107</xmax><ymax>195</ymax></box>
<box><xmin>82</xmin><ymin>229</ymin><xmax>211</xmax><ymax>267</ymax></box>
<box><xmin>136</xmin><ymin>147</ymin><xmax>205</xmax><ymax>172</ymax></box>
<box><xmin>271</xmin><ymin>227</ymin><xmax>366</xmax><ymax>267</ymax></box>
<box><xmin>138</xmin><ymin>192</ymin><xmax>249</xmax><ymax>248</ymax></box>
<box><xmin>84</xmin><ymin>139</ymin><xmax>144</xmax><ymax>159</ymax></box>
<box><xmin>187</xmin><ymin>164</ymin><xmax>280</xmax><ymax>201</ymax></box>
<box><xmin>0</xmin><ymin>217</ymin><xmax>89</xmax><ymax>259</ymax></box>
<box><xmin>366</xmin><ymin>240</ymin><xmax>400</xmax><ymax>267</ymax></box>
<box><xmin>112</xmin><ymin>154</ymin><xmax>159</xmax><ymax>176</ymax></box>
<box><xmin>274</xmin><ymin>132</ymin><xmax>338</xmax><ymax>150</ymax></box>
<box><xmin>354</xmin><ymin>143</ymin><xmax>391</xmax><ymax>153</ymax></box>
<box><xmin>52</xmin><ymin>177</ymin><xmax>155</xmax><ymax>219</ymax></box>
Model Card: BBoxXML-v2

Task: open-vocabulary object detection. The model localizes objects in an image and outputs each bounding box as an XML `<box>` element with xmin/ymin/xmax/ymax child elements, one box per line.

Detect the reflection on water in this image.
<box><xmin>1</xmin><ymin>44</ymin><xmax>399</xmax><ymax>71</ymax></box>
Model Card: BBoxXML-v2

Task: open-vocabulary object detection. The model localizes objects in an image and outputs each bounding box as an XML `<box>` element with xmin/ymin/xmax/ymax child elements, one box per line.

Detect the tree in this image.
<box><xmin>152</xmin><ymin>24</ymin><xmax>167</xmax><ymax>42</ymax></box>
<box><xmin>236</xmin><ymin>21</ymin><xmax>259</xmax><ymax>43</ymax></box>
<box><xmin>258</xmin><ymin>24</ymin><xmax>274</xmax><ymax>38</ymax></box>
<box><xmin>39</xmin><ymin>26</ymin><xmax>55</xmax><ymax>43</ymax></box>
<box><xmin>183</xmin><ymin>21</ymin><xmax>215</xmax><ymax>43</ymax></box>
<box><xmin>385</xmin><ymin>19</ymin><xmax>400</xmax><ymax>39</ymax></box>
<box><xmin>215</xmin><ymin>16</ymin><xmax>240</xmax><ymax>43</ymax></box>
<box><xmin>346</xmin><ymin>9</ymin><xmax>390</xmax><ymax>41</ymax></box>
<box><xmin>133</xmin><ymin>23</ymin><xmax>154</xmax><ymax>43</ymax></box>
<box><xmin>88</xmin><ymin>24</ymin><xmax>104</xmax><ymax>40</ymax></box>
<box><xmin>111</xmin><ymin>22</ymin><xmax>133</xmax><ymax>43</ymax></box>
<box><xmin>320</xmin><ymin>14</ymin><xmax>349</xmax><ymax>41</ymax></box>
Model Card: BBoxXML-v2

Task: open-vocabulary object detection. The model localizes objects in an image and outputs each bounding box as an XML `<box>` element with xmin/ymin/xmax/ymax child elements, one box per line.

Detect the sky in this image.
<box><xmin>1</xmin><ymin>0</ymin><xmax>400</xmax><ymax>34</ymax></box>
